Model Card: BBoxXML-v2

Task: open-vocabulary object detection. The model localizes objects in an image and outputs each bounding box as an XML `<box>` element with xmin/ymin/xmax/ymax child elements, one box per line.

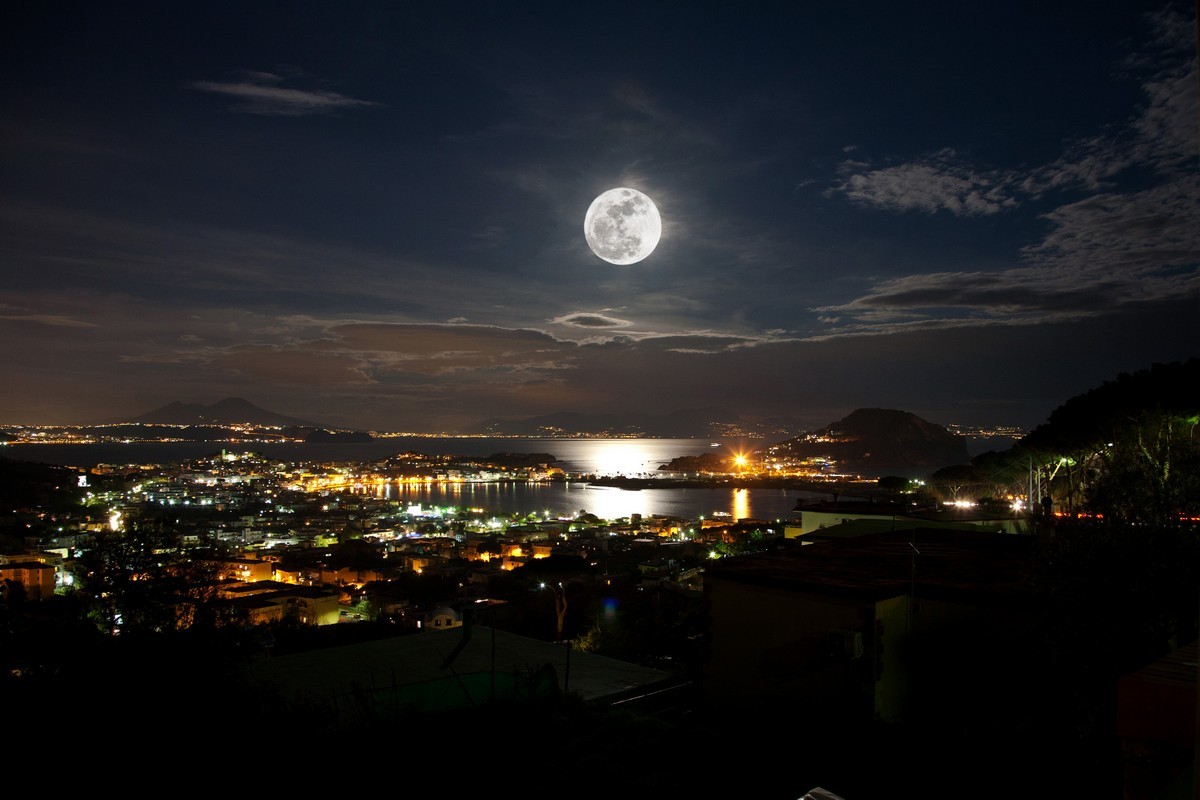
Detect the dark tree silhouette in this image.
<box><xmin>74</xmin><ymin>519</ymin><xmax>223</xmax><ymax>635</ymax></box>
<box><xmin>1083</xmin><ymin>411</ymin><xmax>1200</xmax><ymax>525</ymax></box>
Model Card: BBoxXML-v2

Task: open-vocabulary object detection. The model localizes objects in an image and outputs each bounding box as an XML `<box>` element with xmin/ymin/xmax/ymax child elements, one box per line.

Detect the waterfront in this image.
<box><xmin>2</xmin><ymin>436</ymin><xmax>739</xmax><ymax>474</ymax></box>
<box><xmin>3</xmin><ymin>437</ymin><xmax>849</xmax><ymax>522</ymax></box>
<box><xmin>374</xmin><ymin>480</ymin><xmax>829</xmax><ymax>523</ymax></box>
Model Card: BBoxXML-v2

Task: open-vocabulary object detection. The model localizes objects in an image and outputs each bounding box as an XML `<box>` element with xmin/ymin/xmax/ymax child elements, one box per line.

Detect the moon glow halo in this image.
<box><xmin>583</xmin><ymin>187</ymin><xmax>661</xmax><ymax>265</ymax></box>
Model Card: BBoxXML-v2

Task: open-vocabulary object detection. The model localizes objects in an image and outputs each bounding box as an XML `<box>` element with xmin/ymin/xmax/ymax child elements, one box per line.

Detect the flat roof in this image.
<box><xmin>705</xmin><ymin>527</ymin><xmax>1036</xmax><ymax>603</ymax></box>
<box><xmin>244</xmin><ymin>623</ymin><xmax>674</xmax><ymax>717</ymax></box>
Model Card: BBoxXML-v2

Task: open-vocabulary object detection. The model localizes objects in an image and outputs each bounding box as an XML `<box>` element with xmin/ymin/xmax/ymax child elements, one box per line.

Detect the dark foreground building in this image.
<box><xmin>701</xmin><ymin>525</ymin><xmax>1056</xmax><ymax>798</ymax></box>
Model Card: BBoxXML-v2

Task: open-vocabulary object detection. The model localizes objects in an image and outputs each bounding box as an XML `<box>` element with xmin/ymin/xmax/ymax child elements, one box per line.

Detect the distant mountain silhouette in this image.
<box><xmin>770</xmin><ymin>408</ymin><xmax>970</xmax><ymax>477</ymax></box>
<box><xmin>469</xmin><ymin>408</ymin><xmax>812</xmax><ymax>439</ymax></box>
<box><xmin>129</xmin><ymin>398</ymin><xmax>326</xmax><ymax>428</ymax></box>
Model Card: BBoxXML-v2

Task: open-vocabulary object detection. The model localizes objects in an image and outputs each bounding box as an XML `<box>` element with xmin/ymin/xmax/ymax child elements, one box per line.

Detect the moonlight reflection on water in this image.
<box><xmin>11</xmin><ymin>437</ymin><xmax>838</xmax><ymax>521</ymax></box>
<box><xmin>377</xmin><ymin>481</ymin><xmax>814</xmax><ymax>523</ymax></box>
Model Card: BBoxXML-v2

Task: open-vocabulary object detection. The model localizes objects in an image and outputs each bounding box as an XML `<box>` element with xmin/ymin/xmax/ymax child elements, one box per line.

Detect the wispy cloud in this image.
<box><xmin>815</xmin><ymin>7</ymin><xmax>1199</xmax><ymax>337</ymax></box>
<box><xmin>812</xmin><ymin>169</ymin><xmax>1200</xmax><ymax>337</ymax></box>
<box><xmin>812</xmin><ymin>176</ymin><xmax>1200</xmax><ymax>337</ymax></box>
<box><xmin>190</xmin><ymin>70</ymin><xmax>381</xmax><ymax>116</ymax></box>
<box><xmin>1024</xmin><ymin>177</ymin><xmax>1200</xmax><ymax>281</ymax></box>
<box><xmin>828</xmin><ymin>7</ymin><xmax>1197</xmax><ymax>217</ymax></box>
<box><xmin>0</xmin><ymin>314</ymin><xmax>98</xmax><ymax>327</ymax></box>
<box><xmin>549</xmin><ymin>312</ymin><xmax>632</xmax><ymax>329</ymax></box>
<box><xmin>830</xmin><ymin>150</ymin><xmax>1018</xmax><ymax>216</ymax></box>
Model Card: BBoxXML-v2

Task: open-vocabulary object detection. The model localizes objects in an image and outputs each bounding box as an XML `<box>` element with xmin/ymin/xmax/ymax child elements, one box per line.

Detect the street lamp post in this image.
<box><xmin>540</xmin><ymin>580</ymin><xmax>567</xmax><ymax>641</ymax></box>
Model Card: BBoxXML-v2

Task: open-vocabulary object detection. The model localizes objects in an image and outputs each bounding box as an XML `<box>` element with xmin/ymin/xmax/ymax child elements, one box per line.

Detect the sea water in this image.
<box><xmin>4</xmin><ymin>437</ymin><xmax>844</xmax><ymax>521</ymax></box>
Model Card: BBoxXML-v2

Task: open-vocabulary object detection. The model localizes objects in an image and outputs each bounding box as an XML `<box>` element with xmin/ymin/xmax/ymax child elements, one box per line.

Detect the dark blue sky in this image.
<box><xmin>2</xmin><ymin>1</ymin><xmax>1197</xmax><ymax>432</ymax></box>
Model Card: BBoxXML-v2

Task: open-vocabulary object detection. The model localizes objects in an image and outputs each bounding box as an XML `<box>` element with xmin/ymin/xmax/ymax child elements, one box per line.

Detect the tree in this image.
<box><xmin>1019</xmin><ymin>359</ymin><xmax>1200</xmax><ymax>515</ymax></box>
<box><xmin>1084</xmin><ymin>412</ymin><xmax>1200</xmax><ymax>525</ymax></box>
<box><xmin>927</xmin><ymin>463</ymin><xmax>983</xmax><ymax>502</ymax></box>
<box><xmin>970</xmin><ymin>447</ymin><xmax>1035</xmax><ymax>502</ymax></box>
<box><xmin>477</xmin><ymin>535</ymin><xmax>504</xmax><ymax>557</ymax></box>
<box><xmin>876</xmin><ymin>475</ymin><xmax>912</xmax><ymax>495</ymax></box>
<box><xmin>73</xmin><ymin>519</ymin><xmax>222</xmax><ymax>635</ymax></box>
<box><xmin>352</xmin><ymin>595</ymin><xmax>382</xmax><ymax>622</ymax></box>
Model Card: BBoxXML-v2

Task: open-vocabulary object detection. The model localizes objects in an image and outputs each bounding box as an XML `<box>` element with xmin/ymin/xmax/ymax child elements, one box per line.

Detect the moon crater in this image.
<box><xmin>583</xmin><ymin>187</ymin><xmax>661</xmax><ymax>265</ymax></box>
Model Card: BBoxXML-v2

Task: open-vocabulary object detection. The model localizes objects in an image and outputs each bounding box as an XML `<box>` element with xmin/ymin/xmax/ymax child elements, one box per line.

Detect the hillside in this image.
<box><xmin>1020</xmin><ymin>357</ymin><xmax>1200</xmax><ymax>453</ymax></box>
<box><xmin>769</xmin><ymin>408</ymin><xmax>970</xmax><ymax>477</ymax></box>
<box><xmin>128</xmin><ymin>398</ymin><xmax>325</xmax><ymax>428</ymax></box>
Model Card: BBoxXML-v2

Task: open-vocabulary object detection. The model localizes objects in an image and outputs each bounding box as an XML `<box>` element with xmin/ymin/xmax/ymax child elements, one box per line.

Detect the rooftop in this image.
<box><xmin>705</xmin><ymin>527</ymin><xmax>1036</xmax><ymax>603</ymax></box>
<box><xmin>243</xmin><ymin>622</ymin><xmax>676</xmax><ymax>725</ymax></box>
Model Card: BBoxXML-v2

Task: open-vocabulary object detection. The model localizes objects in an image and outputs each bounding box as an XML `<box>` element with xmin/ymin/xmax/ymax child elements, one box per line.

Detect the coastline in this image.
<box><xmin>586</xmin><ymin>475</ymin><xmax>877</xmax><ymax>494</ymax></box>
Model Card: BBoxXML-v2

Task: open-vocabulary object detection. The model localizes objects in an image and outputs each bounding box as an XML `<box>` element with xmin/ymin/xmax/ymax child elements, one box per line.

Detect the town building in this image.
<box><xmin>786</xmin><ymin>499</ymin><xmax>1028</xmax><ymax>537</ymax></box>
<box><xmin>702</xmin><ymin>525</ymin><xmax>1038</xmax><ymax>726</ymax></box>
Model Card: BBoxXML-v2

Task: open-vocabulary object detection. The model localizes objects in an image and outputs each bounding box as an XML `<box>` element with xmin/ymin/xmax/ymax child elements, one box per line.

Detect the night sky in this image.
<box><xmin>3</xmin><ymin>1</ymin><xmax>1197</xmax><ymax>433</ymax></box>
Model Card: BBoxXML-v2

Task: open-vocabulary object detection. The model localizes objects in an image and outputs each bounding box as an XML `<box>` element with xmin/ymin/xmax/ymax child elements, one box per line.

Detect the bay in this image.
<box><xmin>377</xmin><ymin>481</ymin><xmax>819</xmax><ymax>525</ymax></box>
<box><xmin>2</xmin><ymin>437</ymin><xmax>840</xmax><ymax>522</ymax></box>
<box><xmin>3</xmin><ymin>436</ymin><xmax>741</xmax><ymax>474</ymax></box>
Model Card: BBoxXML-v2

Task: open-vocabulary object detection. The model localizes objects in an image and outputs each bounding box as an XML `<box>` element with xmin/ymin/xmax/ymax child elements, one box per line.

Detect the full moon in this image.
<box><xmin>583</xmin><ymin>187</ymin><xmax>661</xmax><ymax>265</ymax></box>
